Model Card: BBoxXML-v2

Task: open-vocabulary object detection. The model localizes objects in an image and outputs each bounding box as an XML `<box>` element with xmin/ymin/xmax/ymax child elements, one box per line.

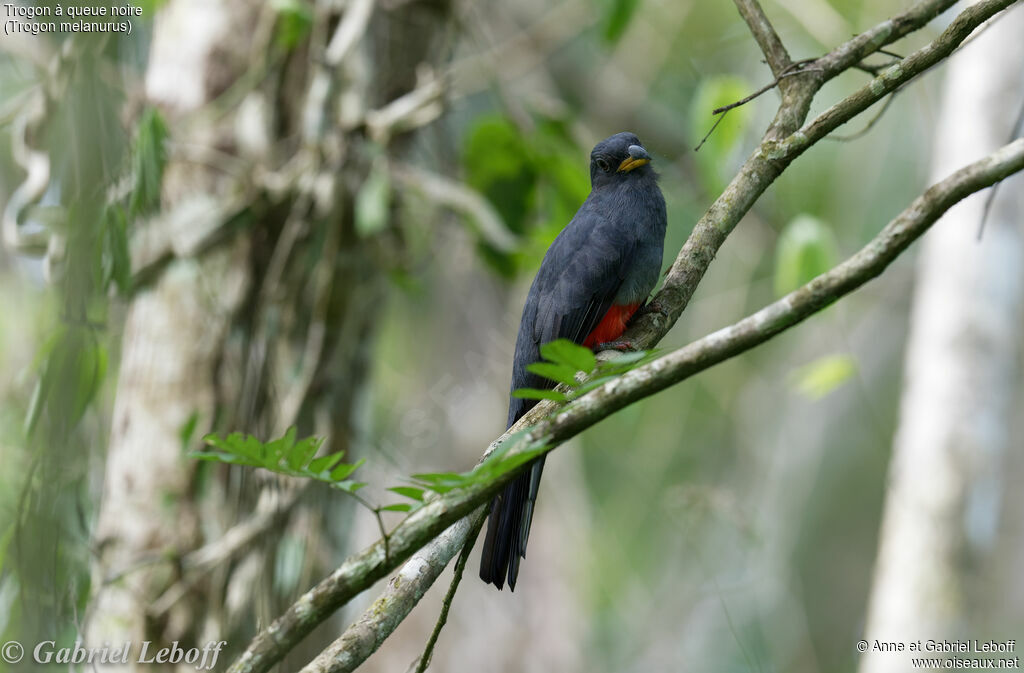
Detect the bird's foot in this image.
<box><xmin>594</xmin><ymin>340</ymin><xmax>635</xmax><ymax>352</ymax></box>
<box><xmin>637</xmin><ymin>299</ymin><xmax>671</xmax><ymax>322</ymax></box>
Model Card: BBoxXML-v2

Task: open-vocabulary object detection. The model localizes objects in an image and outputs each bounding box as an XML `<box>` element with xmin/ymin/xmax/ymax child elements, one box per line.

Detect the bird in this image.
<box><xmin>479</xmin><ymin>132</ymin><xmax>668</xmax><ymax>590</ymax></box>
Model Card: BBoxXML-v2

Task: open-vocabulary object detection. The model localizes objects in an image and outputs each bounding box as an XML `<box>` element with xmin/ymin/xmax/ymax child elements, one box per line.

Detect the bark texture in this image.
<box><xmin>87</xmin><ymin>0</ymin><xmax>452</xmax><ymax>667</ymax></box>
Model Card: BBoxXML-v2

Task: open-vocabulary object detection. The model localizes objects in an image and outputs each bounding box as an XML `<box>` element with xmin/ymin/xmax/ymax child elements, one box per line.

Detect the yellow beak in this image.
<box><xmin>617</xmin><ymin>144</ymin><xmax>652</xmax><ymax>172</ymax></box>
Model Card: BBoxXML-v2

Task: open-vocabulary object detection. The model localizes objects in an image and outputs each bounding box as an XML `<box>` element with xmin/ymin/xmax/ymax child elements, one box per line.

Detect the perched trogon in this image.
<box><xmin>479</xmin><ymin>132</ymin><xmax>667</xmax><ymax>590</ymax></box>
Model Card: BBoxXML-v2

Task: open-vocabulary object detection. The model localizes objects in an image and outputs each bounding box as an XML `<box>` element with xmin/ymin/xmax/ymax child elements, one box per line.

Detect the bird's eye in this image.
<box><xmin>596</xmin><ymin>158</ymin><xmax>610</xmax><ymax>172</ymax></box>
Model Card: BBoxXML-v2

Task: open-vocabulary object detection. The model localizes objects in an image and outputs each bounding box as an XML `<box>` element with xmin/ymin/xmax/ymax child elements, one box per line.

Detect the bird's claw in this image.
<box><xmin>637</xmin><ymin>299</ymin><xmax>671</xmax><ymax>322</ymax></box>
<box><xmin>594</xmin><ymin>340</ymin><xmax>635</xmax><ymax>352</ymax></box>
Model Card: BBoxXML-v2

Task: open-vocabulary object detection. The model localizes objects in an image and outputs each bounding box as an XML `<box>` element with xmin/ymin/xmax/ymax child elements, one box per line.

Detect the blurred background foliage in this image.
<box><xmin>0</xmin><ymin>0</ymin><xmax>1021</xmax><ymax>671</ymax></box>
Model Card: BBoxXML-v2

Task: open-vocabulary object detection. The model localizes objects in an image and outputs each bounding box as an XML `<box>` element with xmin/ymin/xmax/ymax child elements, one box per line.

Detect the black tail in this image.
<box><xmin>478</xmin><ymin>456</ymin><xmax>546</xmax><ymax>590</ymax></box>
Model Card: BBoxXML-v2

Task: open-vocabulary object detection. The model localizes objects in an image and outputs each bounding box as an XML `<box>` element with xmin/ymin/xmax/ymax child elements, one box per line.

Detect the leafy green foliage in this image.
<box><xmin>272</xmin><ymin>0</ymin><xmax>313</xmax><ymax>50</ymax></box>
<box><xmin>100</xmin><ymin>205</ymin><xmax>131</xmax><ymax>293</ymax></box>
<box><xmin>540</xmin><ymin>339</ymin><xmax>597</xmax><ymax>373</ymax></box>
<box><xmin>460</xmin><ymin>116</ymin><xmax>590</xmax><ymax>277</ymax></box>
<box><xmin>388</xmin><ymin>486</ymin><xmax>426</xmax><ymax>501</ymax></box>
<box><xmin>24</xmin><ymin>327</ymin><xmax>107</xmax><ymax>439</ymax></box>
<box><xmin>511</xmin><ymin>387</ymin><xmax>569</xmax><ymax>402</ymax></box>
<box><xmin>513</xmin><ymin>339</ymin><xmax>658</xmax><ymax>401</ymax></box>
<box><xmin>599</xmin><ymin>0</ymin><xmax>643</xmax><ymax>44</ymax></box>
<box><xmin>404</xmin><ymin>430</ymin><xmax>549</xmax><ymax>500</ymax></box>
<box><xmin>773</xmin><ymin>214</ymin><xmax>839</xmax><ymax>296</ymax></box>
<box><xmin>128</xmin><ymin>107</ymin><xmax>168</xmax><ymax>217</ymax></box>
<box><xmin>463</xmin><ymin>116</ymin><xmax>538</xmax><ymax>238</ymax></box>
<box><xmin>193</xmin><ymin>428</ymin><xmax>366</xmax><ymax>494</ymax></box>
<box><xmin>790</xmin><ymin>354</ymin><xmax>857</xmax><ymax>399</ymax></box>
<box><xmin>690</xmin><ymin>76</ymin><xmax>753</xmax><ymax>192</ymax></box>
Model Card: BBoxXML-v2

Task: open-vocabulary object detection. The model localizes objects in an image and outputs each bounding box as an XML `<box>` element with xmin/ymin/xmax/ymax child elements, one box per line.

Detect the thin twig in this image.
<box><xmin>827</xmin><ymin>90</ymin><xmax>899</xmax><ymax>142</ymax></box>
<box><xmin>712</xmin><ymin>60</ymin><xmax>819</xmax><ymax>116</ymax></box>
<box><xmin>412</xmin><ymin>510</ymin><xmax>486</xmax><ymax>673</ymax></box>
<box><xmin>694</xmin><ymin>113</ymin><xmax>730</xmax><ymax>152</ymax></box>
<box><xmin>696</xmin><ymin>61</ymin><xmax>819</xmax><ymax>152</ymax></box>
<box><xmin>977</xmin><ymin>91</ymin><xmax>1024</xmax><ymax>239</ymax></box>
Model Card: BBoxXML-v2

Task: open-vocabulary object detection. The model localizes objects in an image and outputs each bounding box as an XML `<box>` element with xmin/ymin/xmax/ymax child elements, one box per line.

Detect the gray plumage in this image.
<box><xmin>479</xmin><ymin>132</ymin><xmax>668</xmax><ymax>591</ymax></box>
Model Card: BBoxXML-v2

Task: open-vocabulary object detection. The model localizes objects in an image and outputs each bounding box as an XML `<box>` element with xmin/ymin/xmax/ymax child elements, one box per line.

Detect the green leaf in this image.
<box><xmin>473</xmin><ymin>441</ymin><xmax>549</xmax><ymax>482</ymax></box>
<box><xmin>790</xmin><ymin>354</ymin><xmax>857</xmax><ymax>400</ymax></box>
<box><xmin>189</xmin><ymin>451</ymin><xmax>252</xmax><ymax>466</ymax></box>
<box><xmin>330</xmin><ymin>458</ymin><xmax>365</xmax><ymax>482</ymax></box>
<box><xmin>101</xmin><ymin>205</ymin><xmax>131</xmax><ymax>293</ymax></box>
<box><xmin>411</xmin><ymin>472</ymin><xmax>464</xmax><ymax>484</ymax></box>
<box><xmin>593</xmin><ymin>349</ymin><xmax>658</xmax><ymax>378</ymax></box>
<box><xmin>379</xmin><ymin>503</ymin><xmax>413</xmax><ymax>513</ymax></box>
<box><xmin>272</xmin><ymin>0</ymin><xmax>313</xmax><ymax>50</ymax></box>
<box><xmin>600</xmin><ymin>0</ymin><xmax>642</xmax><ymax>44</ymax></box>
<box><xmin>388</xmin><ymin>486</ymin><xmax>426</xmax><ymax>501</ymax></box>
<box><xmin>526</xmin><ymin>362</ymin><xmax>580</xmax><ymax>387</ymax></box>
<box><xmin>24</xmin><ymin>328</ymin><xmax>65</xmax><ymax>437</ymax></box>
<box><xmin>308</xmin><ymin>452</ymin><xmax>345</xmax><ymax>476</ymax></box>
<box><xmin>334</xmin><ymin>480</ymin><xmax>367</xmax><ymax>493</ymax></box>
<box><xmin>24</xmin><ymin>365</ymin><xmax>49</xmax><ymax>439</ymax></box>
<box><xmin>198</xmin><ymin>430</ymin><xmax>364</xmax><ymax>492</ymax></box>
<box><xmin>539</xmin><ymin>339</ymin><xmax>596</xmax><ymax>373</ymax></box>
<box><xmin>569</xmin><ymin>375</ymin><xmax>619</xmax><ymax>397</ymax></box>
<box><xmin>355</xmin><ymin>158</ymin><xmax>391</xmax><ymax>237</ymax></box>
<box><xmin>269</xmin><ymin>426</ymin><xmax>299</xmax><ymax>467</ymax></box>
<box><xmin>462</xmin><ymin>116</ymin><xmax>537</xmax><ymax>237</ymax></box>
<box><xmin>597</xmin><ymin>350</ymin><xmax>651</xmax><ymax>368</ymax></box>
<box><xmin>179</xmin><ymin>412</ymin><xmax>200</xmax><ymax>452</ymax></box>
<box><xmin>411</xmin><ymin>471</ymin><xmax>467</xmax><ymax>495</ymax></box>
<box><xmin>511</xmin><ymin>388</ymin><xmax>568</xmax><ymax>402</ymax></box>
<box><xmin>129</xmin><ymin>107</ymin><xmax>168</xmax><ymax>217</ymax></box>
<box><xmin>25</xmin><ymin>327</ymin><xmax>107</xmax><ymax>437</ymax></box>
<box><xmin>290</xmin><ymin>437</ymin><xmax>322</xmax><ymax>471</ymax></box>
<box><xmin>773</xmin><ymin>215</ymin><xmax>839</xmax><ymax>296</ymax></box>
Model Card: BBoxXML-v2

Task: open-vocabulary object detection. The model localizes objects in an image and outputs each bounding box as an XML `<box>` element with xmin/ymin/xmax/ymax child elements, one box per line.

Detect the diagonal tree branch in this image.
<box><xmin>624</xmin><ymin>0</ymin><xmax>1017</xmax><ymax>351</ymax></box>
<box><xmin>226</xmin><ymin>1</ymin><xmax>1022</xmax><ymax>671</ymax></box>
<box><xmin>733</xmin><ymin>0</ymin><xmax>793</xmax><ymax>78</ymax></box>
<box><xmin>227</xmin><ymin>129</ymin><xmax>1024</xmax><ymax>672</ymax></box>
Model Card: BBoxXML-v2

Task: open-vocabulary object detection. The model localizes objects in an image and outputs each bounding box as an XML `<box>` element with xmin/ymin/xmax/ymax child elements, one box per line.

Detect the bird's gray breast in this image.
<box><xmin>612</xmin><ymin>180</ymin><xmax>666</xmax><ymax>305</ymax></box>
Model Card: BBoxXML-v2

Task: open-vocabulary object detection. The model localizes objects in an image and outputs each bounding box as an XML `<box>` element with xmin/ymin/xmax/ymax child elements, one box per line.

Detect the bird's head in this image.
<box><xmin>588</xmin><ymin>132</ymin><xmax>654</xmax><ymax>188</ymax></box>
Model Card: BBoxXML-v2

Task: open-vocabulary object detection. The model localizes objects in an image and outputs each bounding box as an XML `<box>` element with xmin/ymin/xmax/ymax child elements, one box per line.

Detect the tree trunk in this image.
<box><xmin>87</xmin><ymin>0</ymin><xmax>451</xmax><ymax>667</ymax></box>
<box><xmin>858</xmin><ymin>5</ymin><xmax>1024</xmax><ymax>671</ymax></box>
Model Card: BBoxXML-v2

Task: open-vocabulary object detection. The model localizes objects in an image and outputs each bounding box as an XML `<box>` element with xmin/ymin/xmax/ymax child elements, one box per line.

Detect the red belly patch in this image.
<box><xmin>583</xmin><ymin>303</ymin><xmax>641</xmax><ymax>348</ymax></box>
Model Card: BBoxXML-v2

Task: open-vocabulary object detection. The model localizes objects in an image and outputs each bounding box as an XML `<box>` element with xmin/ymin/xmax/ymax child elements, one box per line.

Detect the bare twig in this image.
<box><xmin>827</xmin><ymin>91</ymin><xmax>899</xmax><ymax>142</ymax></box>
<box><xmin>412</xmin><ymin>511</ymin><xmax>485</xmax><ymax>673</ymax></box>
<box><xmin>292</xmin><ymin>510</ymin><xmax>488</xmax><ymax>673</ymax></box>
<box><xmin>977</xmin><ymin>91</ymin><xmax>1024</xmax><ymax>239</ymax></box>
<box><xmin>711</xmin><ymin>60</ymin><xmax>818</xmax><ymax>116</ymax></box>
<box><xmin>697</xmin><ymin>60</ymin><xmax>819</xmax><ymax>152</ymax></box>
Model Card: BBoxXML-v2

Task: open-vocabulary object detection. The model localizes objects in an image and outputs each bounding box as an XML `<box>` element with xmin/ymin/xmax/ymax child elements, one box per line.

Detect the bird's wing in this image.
<box><xmin>532</xmin><ymin>221</ymin><xmax>635</xmax><ymax>349</ymax></box>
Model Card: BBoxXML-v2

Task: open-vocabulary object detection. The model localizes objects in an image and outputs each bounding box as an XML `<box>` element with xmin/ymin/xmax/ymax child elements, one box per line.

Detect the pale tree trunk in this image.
<box><xmin>858</xmin><ymin>5</ymin><xmax>1024</xmax><ymax>671</ymax></box>
<box><xmin>87</xmin><ymin>0</ymin><xmax>451</xmax><ymax>668</ymax></box>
